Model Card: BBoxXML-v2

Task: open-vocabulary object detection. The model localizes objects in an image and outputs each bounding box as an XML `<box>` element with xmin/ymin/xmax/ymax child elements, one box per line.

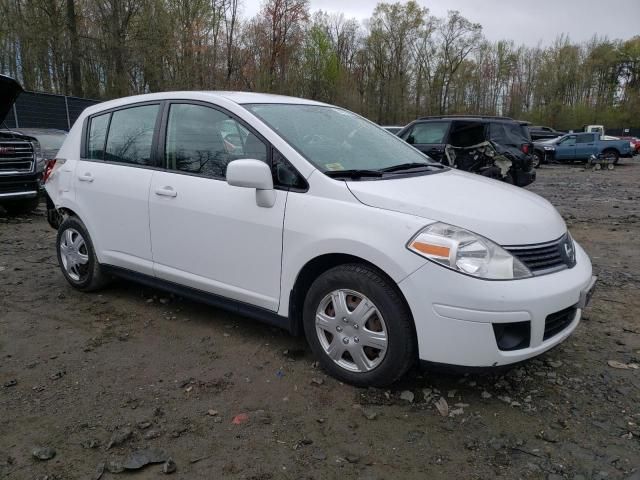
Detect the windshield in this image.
<box><xmin>244</xmin><ymin>104</ymin><xmax>440</xmax><ymax>174</ymax></box>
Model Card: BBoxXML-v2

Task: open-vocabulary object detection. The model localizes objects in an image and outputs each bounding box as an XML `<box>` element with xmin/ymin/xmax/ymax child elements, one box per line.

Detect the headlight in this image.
<box><xmin>543</xmin><ymin>146</ymin><xmax>555</xmax><ymax>151</ymax></box>
<box><xmin>407</xmin><ymin>222</ymin><xmax>532</xmax><ymax>280</ymax></box>
<box><xmin>31</xmin><ymin>141</ymin><xmax>45</xmax><ymax>172</ymax></box>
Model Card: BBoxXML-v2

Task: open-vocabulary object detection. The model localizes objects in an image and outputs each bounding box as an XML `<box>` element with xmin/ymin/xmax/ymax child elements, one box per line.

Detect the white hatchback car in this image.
<box><xmin>45</xmin><ymin>92</ymin><xmax>596</xmax><ymax>386</ymax></box>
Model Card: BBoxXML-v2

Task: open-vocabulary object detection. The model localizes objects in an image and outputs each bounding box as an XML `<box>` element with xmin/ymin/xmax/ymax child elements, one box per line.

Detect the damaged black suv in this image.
<box><xmin>397</xmin><ymin>116</ymin><xmax>536</xmax><ymax>187</ymax></box>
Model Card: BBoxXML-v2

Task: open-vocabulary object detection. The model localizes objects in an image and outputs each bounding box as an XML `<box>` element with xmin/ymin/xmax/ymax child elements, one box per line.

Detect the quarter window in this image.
<box><xmin>273</xmin><ymin>149</ymin><xmax>307</xmax><ymax>190</ymax></box>
<box><xmin>104</xmin><ymin>105</ymin><xmax>159</xmax><ymax>166</ymax></box>
<box><xmin>87</xmin><ymin>113</ymin><xmax>110</xmax><ymax>160</ymax></box>
<box><xmin>165</xmin><ymin>103</ymin><xmax>267</xmax><ymax>178</ymax></box>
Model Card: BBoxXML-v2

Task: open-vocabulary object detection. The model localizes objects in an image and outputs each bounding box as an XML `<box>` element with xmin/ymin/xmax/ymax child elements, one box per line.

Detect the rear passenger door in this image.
<box><xmin>400</xmin><ymin>121</ymin><xmax>450</xmax><ymax>162</ymax></box>
<box><xmin>76</xmin><ymin>103</ymin><xmax>161</xmax><ymax>275</ymax></box>
<box><xmin>148</xmin><ymin>102</ymin><xmax>287</xmax><ymax>311</ymax></box>
<box><xmin>575</xmin><ymin>133</ymin><xmax>596</xmax><ymax>159</ymax></box>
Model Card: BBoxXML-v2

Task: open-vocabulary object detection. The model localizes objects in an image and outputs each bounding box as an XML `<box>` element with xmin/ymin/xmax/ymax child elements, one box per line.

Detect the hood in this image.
<box><xmin>0</xmin><ymin>75</ymin><xmax>23</xmax><ymax>124</ymax></box>
<box><xmin>346</xmin><ymin>169</ymin><xmax>566</xmax><ymax>245</ymax></box>
<box><xmin>535</xmin><ymin>137</ymin><xmax>558</xmax><ymax>145</ymax></box>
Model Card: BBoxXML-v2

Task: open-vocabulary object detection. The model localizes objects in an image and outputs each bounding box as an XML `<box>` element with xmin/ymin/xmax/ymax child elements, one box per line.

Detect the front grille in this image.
<box><xmin>0</xmin><ymin>141</ymin><xmax>35</xmax><ymax>174</ymax></box>
<box><xmin>544</xmin><ymin>306</ymin><xmax>577</xmax><ymax>340</ymax></box>
<box><xmin>0</xmin><ymin>174</ymin><xmax>40</xmax><ymax>195</ymax></box>
<box><xmin>505</xmin><ymin>235</ymin><xmax>569</xmax><ymax>275</ymax></box>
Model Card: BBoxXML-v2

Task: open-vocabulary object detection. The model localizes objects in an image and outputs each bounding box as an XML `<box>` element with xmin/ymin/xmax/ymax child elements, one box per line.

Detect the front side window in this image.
<box><xmin>165</xmin><ymin>103</ymin><xmax>267</xmax><ymax>178</ymax></box>
<box><xmin>406</xmin><ymin>122</ymin><xmax>449</xmax><ymax>144</ymax></box>
<box><xmin>104</xmin><ymin>105</ymin><xmax>159</xmax><ymax>166</ymax></box>
<box><xmin>245</xmin><ymin>104</ymin><xmax>440</xmax><ymax>175</ymax></box>
<box><xmin>559</xmin><ymin>135</ymin><xmax>576</xmax><ymax>146</ymax></box>
<box><xmin>87</xmin><ymin>113</ymin><xmax>110</xmax><ymax>160</ymax></box>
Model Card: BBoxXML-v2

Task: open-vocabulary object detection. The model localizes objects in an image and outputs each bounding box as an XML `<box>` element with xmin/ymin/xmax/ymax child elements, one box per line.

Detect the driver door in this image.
<box><xmin>555</xmin><ymin>135</ymin><xmax>576</xmax><ymax>160</ymax></box>
<box><xmin>148</xmin><ymin>102</ymin><xmax>287</xmax><ymax>311</ymax></box>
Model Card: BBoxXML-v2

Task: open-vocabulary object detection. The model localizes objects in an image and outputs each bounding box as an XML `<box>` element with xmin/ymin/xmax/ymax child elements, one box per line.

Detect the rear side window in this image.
<box><xmin>165</xmin><ymin>103</ymin><xmax>267</xmax><ymax>179</ymax></box>
<box><xmin>87</xmin><ymin>113</ymin><xmax>109</xmax><ymax>160</ymax></box>
<box><xmin>489</xmin><ymin>122</ymin><xmax>530</xmax><ymax>146</ymax></box>
<box><xmin>104</xmin><ymin>105</ymin><xmax>159</xmax><ymax>166</ymax></box>
<box><xmin>405</xmin><ymin>122</ymin><xmax>449</xmax><ymax>144</ymax></box>
<box><xmin>576</xmin><ymin>133</ymin><xmax>594</xmax><ymax>144</ymax></box>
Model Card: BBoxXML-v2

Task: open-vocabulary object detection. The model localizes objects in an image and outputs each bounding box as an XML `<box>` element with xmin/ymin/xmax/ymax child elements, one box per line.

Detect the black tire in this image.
<box><xmin>602</xmin><ymin>149</ymin><xmax>619</xmax><ymax>165</ymax></box>
<box><xmin>532</xmin><ymin>150</ymin><xmax>543</xmax><ymax>168</ymax></box>
<box><xmin>3</xmin><ymin>196</ymin><xmax>39</xmax><ymax>216</ymax></box>
<box><xmin>56</xmin><ymin>216</ymin><xmax>109</xmax><ymax>292</ymax></box>
<box><xmin>302</xmin><ymin>263</ymin><xmax>416</xmax><ymax>387</ymax></box>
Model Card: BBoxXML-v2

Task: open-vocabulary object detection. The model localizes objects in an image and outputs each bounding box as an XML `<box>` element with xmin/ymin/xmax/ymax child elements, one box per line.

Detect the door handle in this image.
<box><xmin>78</xmin><ymin>173</ymin><xmax>94</xmax><ymax>182</ymax></box>
<box><xmin>155</xmin><ymin>187</ymin><xmax>177</xmax><ymax>198</ymax></box>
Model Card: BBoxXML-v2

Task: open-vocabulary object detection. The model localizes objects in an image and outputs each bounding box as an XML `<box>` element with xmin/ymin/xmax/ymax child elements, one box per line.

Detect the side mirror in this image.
<box><xmin>226</xmin><ymin>159</ymin><xmax>275</xmax><ymax>208</ymax></box>
<box><xmin>407</xmin><ymin>135</ymin><xmax>415</xmax><ymax>144</ymax></box>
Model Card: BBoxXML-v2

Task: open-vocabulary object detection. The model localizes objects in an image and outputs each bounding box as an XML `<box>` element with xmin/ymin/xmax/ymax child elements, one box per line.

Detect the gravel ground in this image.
<box><xmin>1</xmin><ymin>159</ymin><xmax>639</xmax><ymax>480</ymax></box>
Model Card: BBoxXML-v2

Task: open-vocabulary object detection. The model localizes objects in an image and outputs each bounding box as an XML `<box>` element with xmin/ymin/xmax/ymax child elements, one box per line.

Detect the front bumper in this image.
<box><xmin>0</xmin><ymin>173</ymin><xmax>41</xmax><ymax>202</ymax></box>
<box><xmin>399</xmin><ymin>241</ymin><xmax>594</xmax><ymax>367</ymax></box>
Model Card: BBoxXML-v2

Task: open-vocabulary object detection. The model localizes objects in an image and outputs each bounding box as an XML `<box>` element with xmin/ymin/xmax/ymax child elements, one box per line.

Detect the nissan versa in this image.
<box><xmin>44</xmin><ymin>92</ymin><xmax>597</xmax><ymax>386</ymax></box>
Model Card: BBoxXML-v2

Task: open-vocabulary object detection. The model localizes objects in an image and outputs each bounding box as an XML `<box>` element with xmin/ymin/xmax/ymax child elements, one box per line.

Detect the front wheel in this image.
<box><xmin>56</xmin><ymin>216</ymin><xmax>109</xmax><ymax>291</ymax></box>
<box><xmin>303</xmin><ymin>264</ymin><xmax>416</xmax><ymax>387</ymax></box>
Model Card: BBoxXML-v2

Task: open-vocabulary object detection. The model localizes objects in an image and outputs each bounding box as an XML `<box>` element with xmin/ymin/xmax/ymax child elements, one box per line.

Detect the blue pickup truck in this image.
<box><xmin>533</xmin><ymin>132</ymin><xmax>633</xmax><ymax>166</ymax></box>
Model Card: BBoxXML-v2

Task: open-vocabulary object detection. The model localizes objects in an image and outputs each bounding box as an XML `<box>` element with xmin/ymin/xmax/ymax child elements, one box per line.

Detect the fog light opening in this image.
<box><xmin>492</xmin><ymin>321</ymin><xmax>531</xmax><ymax>351</ymax></box>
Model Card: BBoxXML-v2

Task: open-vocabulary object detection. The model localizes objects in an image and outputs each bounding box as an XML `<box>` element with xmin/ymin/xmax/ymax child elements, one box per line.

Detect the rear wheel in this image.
<box><xmin>3</xmin><ymin>197</ymin><xmax>39</xmax><ymax>216</ymax></box>
<box><xmin>303</xmin><ymin>264</ymin><xmax>416</xmax><ymax>387</ymax></box>
<box><xmin>56</xmin><ymin>216</ymin><xmax>109</xmax><ymax>291</ymax></box>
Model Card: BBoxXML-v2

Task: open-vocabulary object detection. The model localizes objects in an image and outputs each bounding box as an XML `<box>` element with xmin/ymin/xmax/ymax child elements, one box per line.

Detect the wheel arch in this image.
<box><xmin>287</xmin><ymin>253</ymin><xmax>416</xmax><ymax>344</ymax></box>
<box><xmin>601</xmin><ymin>147</ymin><xmax>620</xmax><ymax>155</ymax></box>
<box><xmin>53</xmin><ymin>203</ymin><xmax>104</xmax><ymax>263</ymax></box>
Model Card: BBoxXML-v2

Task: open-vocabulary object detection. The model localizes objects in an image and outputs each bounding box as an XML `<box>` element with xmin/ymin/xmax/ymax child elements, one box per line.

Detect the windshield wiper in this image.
<box><xmin>380</xmin><ymin>162</ymin><xmax>443</xmax><ymax>173</ymax></box>
<box><xmin>324</xmin><ymin>169</ymin><xmax>383</xmax><ymax>179</ymax></box>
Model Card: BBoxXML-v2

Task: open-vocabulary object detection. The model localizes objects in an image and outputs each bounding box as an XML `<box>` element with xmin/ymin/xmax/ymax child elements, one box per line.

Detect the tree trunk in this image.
<box><xmin>66</xmin><ymin>0</ymin><xmax>83</xmax><ymax>96</ymax></box>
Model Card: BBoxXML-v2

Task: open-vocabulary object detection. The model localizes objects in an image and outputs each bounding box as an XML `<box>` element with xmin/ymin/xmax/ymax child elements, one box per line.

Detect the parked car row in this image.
<box><xmin>384</xmin><ymin>117</ymin><xmax>637</xmax><ymax>173</ymax></box>
<box><xmin>0</xmin><ymin>75</ymin><xmax>67</xmax><ymax>214</ymax></box>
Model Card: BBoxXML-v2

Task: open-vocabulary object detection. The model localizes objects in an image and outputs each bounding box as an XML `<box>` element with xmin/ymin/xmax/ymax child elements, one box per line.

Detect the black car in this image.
<box><xmin>528</xmin><ymin>125</ymin><xmax>565</xmax><ymax>141</ymax></box>
<box><xmin>397</xmin><ymin>115</ymin><xmax>536</xmax><ymax>187</ymax></box>
<box><xmin>0</xmin><ymin>75</ymin><xmax>43</xmax><ymax>214</ymax></box>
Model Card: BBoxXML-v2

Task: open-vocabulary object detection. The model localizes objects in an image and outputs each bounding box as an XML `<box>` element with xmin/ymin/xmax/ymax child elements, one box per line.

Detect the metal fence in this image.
<box><xmin>4</xmin><ymin>91</ymin><xmax>101</xmax><ymax>131</ymax></box>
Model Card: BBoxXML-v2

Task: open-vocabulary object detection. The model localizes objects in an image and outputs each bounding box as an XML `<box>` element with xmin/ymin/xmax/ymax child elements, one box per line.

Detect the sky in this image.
<box><xmin>241</xmin><ymin>0</ymin><xmax>640</xmax><ymax>46</ymax></box>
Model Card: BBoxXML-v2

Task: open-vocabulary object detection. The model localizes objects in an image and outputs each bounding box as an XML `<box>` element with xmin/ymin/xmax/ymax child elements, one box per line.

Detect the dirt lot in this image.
<box><xmin>1</xmin><ymin>160</ymin><xmax>639</xmax><ymax>480</ymax></box>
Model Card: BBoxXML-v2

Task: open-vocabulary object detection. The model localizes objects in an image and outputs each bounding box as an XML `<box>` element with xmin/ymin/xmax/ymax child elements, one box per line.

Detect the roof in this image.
<box><xmin>418</xmin><ymin>115</ymin><xmax>515</xmax><ymax>121</ymax></box>
<box><xmin>82</xmin><ymin>90</ymin><xmax>328</xmax><ymax>117</ymax></box>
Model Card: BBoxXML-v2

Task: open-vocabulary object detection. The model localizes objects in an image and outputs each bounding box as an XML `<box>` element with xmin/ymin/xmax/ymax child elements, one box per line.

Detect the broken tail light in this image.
<box><xmin>42</xmin><ymin>159</ymin><xmax>57</xmax><ymax>183</ymax></box>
